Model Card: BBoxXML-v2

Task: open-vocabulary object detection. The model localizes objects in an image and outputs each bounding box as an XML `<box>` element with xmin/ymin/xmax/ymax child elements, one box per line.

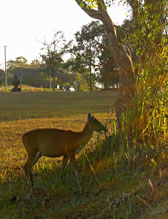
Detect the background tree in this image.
<box><xmin>64</xmin><ymin>55</ymin><xmax>90</xmax><ymax>91</ymax></box>
<box><xmin>70</xmin><ymin>21</ymin><xmax>103</xmax><ymax>91</ymax></box>
<box><xmin>40</xmin><ymin>31</ymin><xmax>69</xmax><ymax>91</ymax></box>
<box><xmin>126</xmin><ymin>0</ymin><xmax>168</xmax><ymax>73</ymax></box>
<box><xmin>7</xmin><ymin>56</ymin><xmax>28</xmax><ymax>70</ymax></box>
<box><xmin>70</xmin><ymin>21</ymin><xmax>119</xmax><ymax>89</ymax></box>
<box><xmin>0</xmin><ymin>68</ymin><xmax>4</xmax><ymax>85</ymax></box>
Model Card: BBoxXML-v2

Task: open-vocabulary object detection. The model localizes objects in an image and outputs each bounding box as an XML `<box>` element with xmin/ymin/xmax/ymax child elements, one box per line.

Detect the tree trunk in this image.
<box><xmin>52</xmin><ymin>74</ymin><xmax>56</xmax><ymax>92</ymax></box>
<box><xmin>75</xmin><ymin>0</ymin><xmax>135</xmax><ymax>144</ymax></box>
<box><xmin>49</xmin><ymin>73</ymin><xmax>52</xmax><ymax>91</ymax></box>
<box><xmin>103</xmin><ymin>72</ymin><xmax>108</xmax><ymax>89</ymax></box>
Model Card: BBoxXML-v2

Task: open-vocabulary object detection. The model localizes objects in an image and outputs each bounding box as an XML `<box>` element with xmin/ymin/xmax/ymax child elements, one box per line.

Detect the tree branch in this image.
<box><xmin>75</xmin><ymin>0</ymin><xmax>116</xmax><ymax>34</ymax></box>
<box><xmin>75</xmin><ymin>0</ymin><xmax>107</xmax><ymax>21</ymax></box>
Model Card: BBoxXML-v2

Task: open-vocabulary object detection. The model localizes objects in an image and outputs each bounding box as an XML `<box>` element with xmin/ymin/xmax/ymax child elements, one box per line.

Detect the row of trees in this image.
<box><xmin>0</xmin><ymin>20</ymin><xmax>124</xmax><ymax>91</ymax></box>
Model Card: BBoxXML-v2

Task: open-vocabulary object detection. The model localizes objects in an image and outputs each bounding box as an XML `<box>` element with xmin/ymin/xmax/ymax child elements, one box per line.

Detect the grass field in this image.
<box><xmin>1</xmin><ymin>91</ymin><xmax>168</xmax><ymax>218</ymax></box>
<box><xmin>0</xmin><ymin>91</ymin><xmax>117</xmax><ymax>121</ymax></box>
<box><xmin>0</xmin><ymin>91</ymin><xmax>115</xmax><ymax>176</ymax></box>
<box><xmin>0</xmin><ymin>91</ymin><xmax>118</xmax><ymax>218</ymax></box>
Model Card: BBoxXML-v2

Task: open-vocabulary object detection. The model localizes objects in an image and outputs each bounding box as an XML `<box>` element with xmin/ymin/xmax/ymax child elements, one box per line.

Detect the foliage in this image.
<box><xmin>112</xmin><ymin>0</ymin><xmax>168</xmax><ymax>167</ymax></box>
<box><xmin>77</xmin><ymin>0</ymin><xmax>114</xmax><ymax>8</ymax></box>
<box><xmin>7</xmin><ymin>56</ymin><xmax>28</xmax><ymax>69</ymax></box>
<box><xmin>0</xmin><ymin>68</ymin><xmax>5</xmax><ymax>85</ymax></box>
<box><xmin>40</xmin><ymin>31</ymin><xmax>66</xmax><ymax>91</ymax></box>
<box><xmin>64</xmin><ymin>56</ymin><xmax>91</xmax><ymax>91</ymax></box>
<box><xmin>70</xmin><ymin>21</ymin><xmax>103</xmax><ymax>90</ymax></box>
<box><xmin>69</xmin><ymin>21</ymin><xmax>119</xmax><ymax>89</ymax></box>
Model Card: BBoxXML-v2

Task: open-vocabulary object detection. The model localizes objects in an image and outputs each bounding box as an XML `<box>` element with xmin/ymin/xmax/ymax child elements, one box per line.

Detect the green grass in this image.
<box><xmin>1</xmin><ymin>91</ymin><xmax>168</xmax><ymax>218</ymax></box>
<box><xmin>0</xmin><ymin>91</ymin><xmax>116</xmax><ymax>122</ymax></box>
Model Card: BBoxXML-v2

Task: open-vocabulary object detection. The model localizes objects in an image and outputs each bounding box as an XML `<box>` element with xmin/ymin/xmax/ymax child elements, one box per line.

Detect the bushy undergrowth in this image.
<box><xmin>106</xmin><ymin>43</ymin><xmax>168</xmax><ymax>172</ymax></box>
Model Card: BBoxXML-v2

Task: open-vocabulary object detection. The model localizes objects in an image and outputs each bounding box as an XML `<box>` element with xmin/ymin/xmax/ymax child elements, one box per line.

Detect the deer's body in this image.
<box><xmin>23</xmin><ymin>128</ymin><xmax>92</xmax><ymax>158</ymax></box>
<box><xmin>22</xmin><ymin>113</ymin><xmax>106</xmax><ymax>188</ymax></box>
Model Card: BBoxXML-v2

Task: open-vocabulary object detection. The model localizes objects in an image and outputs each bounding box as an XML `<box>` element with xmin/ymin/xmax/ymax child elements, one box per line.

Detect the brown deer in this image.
<box><xmin>22</xmin><ymin>113</ymin><xmax>107</xmax><ymax>189</ymax></box>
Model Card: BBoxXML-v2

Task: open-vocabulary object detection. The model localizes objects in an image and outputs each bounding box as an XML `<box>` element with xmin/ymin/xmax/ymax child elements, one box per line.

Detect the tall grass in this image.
<box><xmin>107</xmin><ymin>47</ymin><xmax>168</xmax><ymax>170</ymax></box>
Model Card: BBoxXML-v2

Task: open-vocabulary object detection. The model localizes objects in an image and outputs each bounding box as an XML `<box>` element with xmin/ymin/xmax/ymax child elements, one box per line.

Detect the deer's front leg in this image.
<box><xmin>60</xmin><ymin>155</ymin><xmax>69</xmax><ymax>180</ymax></box>
<box><xmin>69</xmin><ymin>154</ymin><xmax>82</xmax><ymax>193</ymax></box>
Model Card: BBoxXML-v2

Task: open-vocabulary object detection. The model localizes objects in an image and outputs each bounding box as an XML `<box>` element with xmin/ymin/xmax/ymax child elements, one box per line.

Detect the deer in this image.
<box><xmin>22</xmin><ymin>113</ymin><xmax>107</xmax><ymax>191</ymax></box>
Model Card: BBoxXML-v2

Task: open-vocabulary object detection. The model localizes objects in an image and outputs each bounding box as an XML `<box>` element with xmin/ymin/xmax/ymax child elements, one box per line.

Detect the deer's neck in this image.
<box><xmin>74</xmin><ymin>123</ymin><xmax>93</xmax><ymax>154</ymax></box>
<box><xmin>80</xmin><ymin>122</ymin><xmax>93</xmax><ymax>143</ymax></box>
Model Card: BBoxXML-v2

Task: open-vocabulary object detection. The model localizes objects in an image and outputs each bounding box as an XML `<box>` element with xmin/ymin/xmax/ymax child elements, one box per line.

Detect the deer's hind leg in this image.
<box><xmin>24</xmin><ymin>151</ymin><xmax>42</xmax><ymax>186</ymax></box>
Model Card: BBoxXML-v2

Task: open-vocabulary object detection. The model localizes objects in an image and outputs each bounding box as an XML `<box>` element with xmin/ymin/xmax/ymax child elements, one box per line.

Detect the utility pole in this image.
<box><xmin>4</xmin><ymin>46</ymin><xmax>7</xmax><ymax>91</ymax></box>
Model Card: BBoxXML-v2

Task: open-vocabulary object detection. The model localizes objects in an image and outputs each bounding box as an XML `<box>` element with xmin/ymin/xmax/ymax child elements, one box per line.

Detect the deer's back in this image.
<box><xmin>22</xmin><ymin>128</ymin><xmax>82</xmax><ymax>157</ymax></box>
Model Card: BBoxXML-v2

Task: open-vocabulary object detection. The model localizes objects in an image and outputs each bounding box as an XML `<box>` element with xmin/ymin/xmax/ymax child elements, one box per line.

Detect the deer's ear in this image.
<box><xmin>88</xmin><ymin>113</ymin><xmax>94</xmax><ymax>121</ymax></box>
<box><xmin>87</xmin><ymin>113</ymin><xmax>92</xmax><ymax>121</ymax></box>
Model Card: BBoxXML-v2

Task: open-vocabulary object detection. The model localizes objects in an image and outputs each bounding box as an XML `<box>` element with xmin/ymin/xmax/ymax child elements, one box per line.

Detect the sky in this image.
<box><xmin>0</xmin><ymin>0</ymin><xmax>130</xmax><ymax>69</ymax></box>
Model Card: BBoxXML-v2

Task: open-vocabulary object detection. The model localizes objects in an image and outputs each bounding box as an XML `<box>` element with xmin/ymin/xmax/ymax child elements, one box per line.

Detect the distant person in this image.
<box><xmin>11</xmin><ymin>75</ymin><xmax>21</xmax><ymax>92</ymax></box>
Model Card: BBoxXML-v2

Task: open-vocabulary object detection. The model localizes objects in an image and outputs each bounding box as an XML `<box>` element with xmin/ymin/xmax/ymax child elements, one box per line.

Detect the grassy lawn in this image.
<box><xmin>1</xmin><ymin>91</ymin><xmax>168</xmax><ymax>218</ymax></box>
<box><xmin>0</xmin><ymin>91</ymin><xmax>115</xmax><ymax>175</ymax></box>
<box><xmin>0</xmin><ymin>91</ymin><xmax>117</xmax><ymax>218</ymax></box>
<box><xmin>0</xmin><ymin>91</ymin><xmax>116</xmax><ymax>122</ymax></box>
